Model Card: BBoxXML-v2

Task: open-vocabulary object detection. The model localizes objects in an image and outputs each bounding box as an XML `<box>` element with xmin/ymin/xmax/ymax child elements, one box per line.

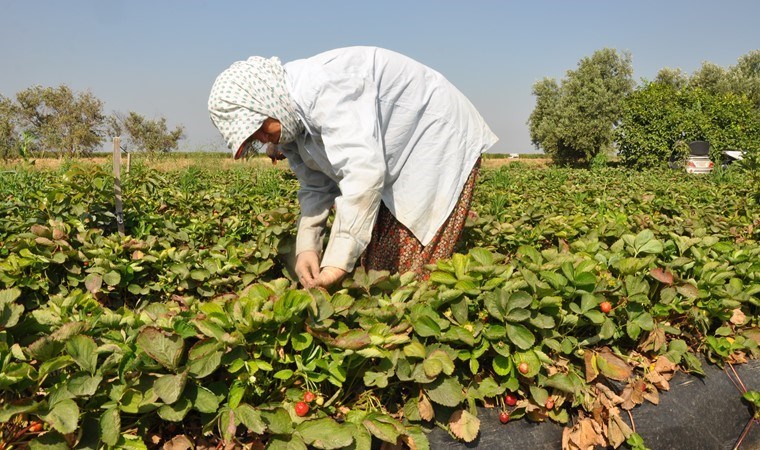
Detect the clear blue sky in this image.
<box><xmin>2</xmin><ymin>0</ymin><xmax>758</xmax><ymax>154</ymax></box>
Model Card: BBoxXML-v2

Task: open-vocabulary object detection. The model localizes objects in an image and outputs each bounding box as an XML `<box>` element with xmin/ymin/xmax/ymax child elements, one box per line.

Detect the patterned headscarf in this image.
<box><xmin>208</xmin><ymin>56</ymin><xmax>304</xmax><ymax>158</ymax></box>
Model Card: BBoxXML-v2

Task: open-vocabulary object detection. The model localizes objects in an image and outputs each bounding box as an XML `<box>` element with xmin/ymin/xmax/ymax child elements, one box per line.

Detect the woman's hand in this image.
<box><xmin>315</xmin><ymin>267</ymin><xmax>347</xmax><ymax>288</ymax></box>
<box><xmin>295</xmin><ymin>251</ymin><xmax>320</xmax><ymax>288</ymax></box>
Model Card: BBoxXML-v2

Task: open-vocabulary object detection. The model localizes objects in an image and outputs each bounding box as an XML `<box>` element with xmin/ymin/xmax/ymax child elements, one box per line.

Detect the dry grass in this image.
<box><xmin>1</xmin><ymin>155</ymin><xmax>550</xmax><ymax>172</ymax></box>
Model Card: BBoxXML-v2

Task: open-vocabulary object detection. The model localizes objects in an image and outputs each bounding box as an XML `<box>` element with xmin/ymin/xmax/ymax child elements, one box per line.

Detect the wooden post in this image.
<box><xmin>126</xmin><ymin>152</ymin><xmax>131</xmax><ymax>174</ymax></box>
<box><xmin>113</xmin><ymin>137</ymin><xmax>125</xmax><ymax>235</ymax></box>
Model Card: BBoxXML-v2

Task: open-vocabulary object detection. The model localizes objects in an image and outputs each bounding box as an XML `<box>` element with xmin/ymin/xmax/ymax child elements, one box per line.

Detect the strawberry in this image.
<box><xmin>600</xmin><ymin>301</ymin><xmax>612</xmax><ymax>313</ymax></box>
<box><xmin>518</xmin><ymin>362</ymin><xmax>530</xmax><ymax>374</ymax></box>
<box><xmin>294</xmin><ymin>401</ymin><xmax>310</xmax><ymax>417</ymax></box>
<box><xmin>545</xmin><ymin>398</ymin><xmax>555</xmax><ymax>410</ymax></box>
<box><xmin>505</xmin><ymin>393</ymin><xmax>518</xmax><ymax>407</ymax></box>
<box><xmin>499</xmin><ymin>411</ymin><xmax>510</xmax><ymax>424</ymax></box>
<box><xmin>303</xmin><ymin>391</ymin><xmax>316</xmax><ymax>403</ymax></box>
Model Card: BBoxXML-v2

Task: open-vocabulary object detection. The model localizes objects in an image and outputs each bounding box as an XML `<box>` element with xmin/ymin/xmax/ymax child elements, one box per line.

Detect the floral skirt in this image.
<box><xmin>361</xmin><ymin>158</ymin><xmax>481</xmax><ymax>278</ymax></box>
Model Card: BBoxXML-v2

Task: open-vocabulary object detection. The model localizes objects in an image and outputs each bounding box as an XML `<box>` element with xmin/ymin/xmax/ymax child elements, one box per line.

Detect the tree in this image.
<box><xmin>528</xmin><ymin>48</ymin><xmax>634</xmax><ymax>164</ymax></box>
<box><xmin>655</xmin><ymin>68</ymin><xmax>688</xmax><ymax>90</ymax></box>
<box><xmin>0</xmin><ymin>95</ymin><xmax>19</xmax><ymax>160</ymax></box>
<box><xmin>110</xmin><ymin>111</ymin><xmax>184</xmax><ymax>154</ymax></box>
<box><xmin>728</xmin><ymin>49</ymin><xmax>760</xmax><ymax>110</ymax></box>
<box><xmin>15</xmin><ymin>85</ymin><xmax>105</xmax><ymax>155</ymax></box>
<box><xmin>616</xmin><ymin>82</ymin><xmax>760</xmax><ymax>168</ymax></box>
<box><xmin>690</xmin><ymin>61</ymin><xmax>731</xmax><ymax>96</ymax></box>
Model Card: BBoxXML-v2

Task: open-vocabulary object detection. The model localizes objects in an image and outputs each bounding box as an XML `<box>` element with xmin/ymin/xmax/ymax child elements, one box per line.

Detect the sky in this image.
<box><xmin>1</xmin><ymin>0</ymin><xmax>759</xmax><ymax>154</ymax></box>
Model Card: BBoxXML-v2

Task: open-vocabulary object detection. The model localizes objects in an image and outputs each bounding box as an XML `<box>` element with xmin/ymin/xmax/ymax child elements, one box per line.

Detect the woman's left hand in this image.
<box><xmin>315</xmin><ymin>267</ymin><xmax>347</xmax><ymax>288</ymax></box>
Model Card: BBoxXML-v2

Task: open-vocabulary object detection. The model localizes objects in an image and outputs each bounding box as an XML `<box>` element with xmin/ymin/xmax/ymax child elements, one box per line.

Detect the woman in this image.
<box><xmin>208</xmin><ymin>47</ymin><xmax>497</xmax><ymax>289</ymax></box>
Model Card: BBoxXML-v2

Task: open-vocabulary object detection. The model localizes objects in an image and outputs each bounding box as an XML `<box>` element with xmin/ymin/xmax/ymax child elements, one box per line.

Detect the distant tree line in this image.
<box><xmin>0</xmin><ymin>85</ymin><xmax>184</xmax><ymax>160</ymax></box>
<box><xmin>528</xmin><ymin>49</ymin><xmax>760</xmax><ymax>169</ymax></box>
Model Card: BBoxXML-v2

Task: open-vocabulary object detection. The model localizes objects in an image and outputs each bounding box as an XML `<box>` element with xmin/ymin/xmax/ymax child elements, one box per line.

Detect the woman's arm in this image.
<box><xmin>306</xmin><ymin>75</ymin><xmax>386</xmax><ymax>274</ymax></box>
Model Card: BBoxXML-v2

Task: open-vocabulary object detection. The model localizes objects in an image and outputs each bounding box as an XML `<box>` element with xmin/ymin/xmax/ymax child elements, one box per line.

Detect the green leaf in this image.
<box><xmin>362</xmin><ymin>413</ymin><xmax>403</xmax><ymax>444</ymax></box>
<box><xmin>235</xmin><ymin>403</ymin><xmax>266</xmax><ymax>434</ymax></box>
<box><xmin>492</xmin><ymin>354</ymin><xmax>512</xmax><ymax>376</ymax></box>
<box><xmin>529</xmin><ymin>385</ymin><xmax>549</xmax><ymax>406</ymax></box>
<box><xmin>100</xmin><ymin>407</ymin><xmax>121</xmax><ymax>447</ymax></box>
<box><xmin>28</xmin><ymin>432</ymin><xmax>70</xmax><ymax>450</ymax></box>
<box><xmin>67</xmin><ymin>372</ymin><xmax>103</xmax><ymax>397</ymax></box>
<box><xmin>261</xmin><ymin>407</ymin><xmax>294</xmax><ymax>435</ymax></box>
<box><xmin>545</xmin><ymin>373</ymin><xmax>576</xmax><ymax>393</ymax></box>
<box><xmin>505</xmin><ymin>323</ymin><xmax>535</xmax><ymax>350</ymax></box>
<box><xmin>189</xmin><ymin>384</ymin><xmax>220</xmax><ymax>414</ymax></box>
<box><xmin>507</xmin><ymin>290</ymin><xmax>532</xmax><ymax>311</ymax></box>
<box><xmin>157</xmin><ymin>398</ymin><xmax>192</xmax><ymax>422</ymax></box>
<box><xmin>273</xmin><ymin>290</ymin><xmax>311</xmax><ymax>322</ymax></box>
<box><xmin>0</xmin><ymin>400</ymin><xmax>41</xmax><ymax>422</ymax></box>
<box><xmin>136</xmin><ymin>327</ymin><xmax>184</xmax><ymax>371</ymax></box>
<box><xmin>154</xmin><ymin>371</ymin><xmax>187</xmax><ymax>404</ymax></box>
<box><xmin>425</xmin><ymin>376</ymin><xmax>465</xmax><ymax>407</ymax></box>
<box><xmin>103</xmin><ymin>270</ymin><xmax>121</xmax><ymax>286</ymax></box>
<box><xmin>332</xmin><ymin>329</ymin><xmax>371</xmax><ymax>350</ymax></box>
<box><xmin>0</xmin><ymin>287</ymin><xmax>23</xmax><ymax>329</ymax></box>
<box><xmin>429</xmin><ymin>271</ymin><xmax>458</xmax><ymax>285</ymax></box>
<box><xmin>65</xmin><ymin>334</ymin><xmax>98</xmax><ymax>374</ymax></box>
<box><xmin>297</xmin><ymin>417</ymin><xmax>355</xmax><ymax>449</ymax></box>
<box><xmin>42</xmin><ymin>399</ymin><xmax>79</xmax><ymax>434</ymax></box>
<box><xmin>84</xmin><ymin>274</ymin><xmax>103</xmax><ymax>293</ymax></box>
<box><xmin>267</xmin><ymin>435</ymin><xmax>307</xmax><ymax>450</ymax></box>
<box><xmin>187</xmin><ymin>339</ymin><xmax>222</xmax><ymax>378</ymax></box>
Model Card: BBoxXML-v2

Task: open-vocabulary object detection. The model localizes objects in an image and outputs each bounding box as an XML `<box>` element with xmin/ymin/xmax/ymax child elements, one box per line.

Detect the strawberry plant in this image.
<box><xmin>0</xmin><ymin>162</ymin><xmax>757</xmax><ymax>449</ymax></box>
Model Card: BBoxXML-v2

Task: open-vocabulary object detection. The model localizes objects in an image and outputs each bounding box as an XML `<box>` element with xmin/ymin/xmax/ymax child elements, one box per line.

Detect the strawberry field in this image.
<box><xmin>0</xmin><ymin>160</ymin><xmax>758</xmax><ymax>449</ymax></box>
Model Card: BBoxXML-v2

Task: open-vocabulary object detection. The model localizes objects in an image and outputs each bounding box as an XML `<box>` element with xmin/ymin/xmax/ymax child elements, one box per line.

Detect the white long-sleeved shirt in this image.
<box><xmin>279</xmin><ymin>47</ymin><xmax>498</xmax><ymax>271</ymax></box>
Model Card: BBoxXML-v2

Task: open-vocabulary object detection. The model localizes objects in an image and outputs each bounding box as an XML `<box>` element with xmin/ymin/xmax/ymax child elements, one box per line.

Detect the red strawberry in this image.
<box><xmin>499</xmin><ymin>411</ymin><xmax>510</xmax><ymax>424</ymax></box>
<box><xmin>303</xmin><ymin>391</ymin><xmax>316</xmax><ymax>403</ymax></box>
<box><xmin>295</xmin><ymin>401</ymin><xmax>310</xmax><ymax>417</ymax></box>
<box><xmin>600</xmin><ymin>301</ymin><xmax>612</xmax><ymax>313</ymax></box>
<box><xmin>518</xmin><ymin>362</ymin><xmax>530</xmax><ymax>374</ymax></box>
<box><xmin>545</xmin><ymin>398</ymin><xmax>555</xmax><ymax>410</ymax></box>
<box><xmin>505</xmin><ymin>393</ymin><xmax>518</xmax><ymax>406</ymax></box>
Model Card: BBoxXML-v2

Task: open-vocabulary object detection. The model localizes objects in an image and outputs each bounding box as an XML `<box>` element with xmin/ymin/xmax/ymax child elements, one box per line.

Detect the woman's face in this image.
<box><xmin>252</xmin><ymin>118</ymin><xmax>282</xmax><ymax>144</ymax></box>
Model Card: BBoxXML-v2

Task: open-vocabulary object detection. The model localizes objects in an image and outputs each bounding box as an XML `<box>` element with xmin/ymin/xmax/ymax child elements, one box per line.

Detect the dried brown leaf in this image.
<box><xmin>607</xmin><ymin>414</ymin><xmax>633</xmax><ymax>448</ymax></box>
<box><xmin>730</xmin><ymin>308</ymin><xmax>747</xmax><ymax>325</ymax></box>
<box><xmin>564</xmin><ymin>417</ymin><xmax>606</xmax><ymax>450</ymax></box>
<box><xmin>596</xmin><ymin>349</ymin><xmax>632</xmax><ymax>381</ymax></box>
<box><xmin>418</xmin><ymin>392</ymin><xmax>434</xmax><ymax>422</ymax></box>
<box><xmin>163</xmin><ymin>435</ymin><xmax>193</xmax><ymax>450</ymax></box>
<box><xmin>449</xmin><ymin>409</ymin><xmax>480</xmax><ymax>443</ymax></box>
<box><xmin>584</xmin><ymin>351</ymin><xmax>599</xmax><ymax>383</ymax></box>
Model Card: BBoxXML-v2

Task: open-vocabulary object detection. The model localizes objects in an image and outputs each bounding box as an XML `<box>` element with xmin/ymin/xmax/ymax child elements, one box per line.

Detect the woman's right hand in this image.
<box><xmin>295</xmin><ymin>250</ymin><xmax>320</xmax><ymax>288</ymax></box>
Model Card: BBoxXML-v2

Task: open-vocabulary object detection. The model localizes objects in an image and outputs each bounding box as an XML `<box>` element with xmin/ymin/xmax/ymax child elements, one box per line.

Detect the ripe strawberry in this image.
<box><xmin>545</xmin><ymin>398</ymin><xmax>555</xmax><ymax>410</ymax></box>
<box><xmin>28</xmin><ymin>421</ymin><xmax>44</xmax><ymax>433</ymax></box>
<box><xmin>294</xmin><ymin>401</ymin><xmax>310</xmax><ymax>417</ymax></box>
<box><xmin>600</xmin><ymin>301</ymin><xmax>612</xmax><ymax>313</ymax></box>
<box><xmin>303</xmin><ymin>391</ymin><xmax>316</xmax><ymax>403</ymax></box>
<box><xmin>505</xmin><ymin>393</ymin><xmax>518</xmax><ymax>407</ymax></box>
<box><xmin>499</xmin><ymin>411</ymin><xmax>510</xmax><ymax>424</ymax></box>
<box><xmin>518</xmin><ymin>362</ymin><xmax>530</xmax><ymax>374</ymax></box>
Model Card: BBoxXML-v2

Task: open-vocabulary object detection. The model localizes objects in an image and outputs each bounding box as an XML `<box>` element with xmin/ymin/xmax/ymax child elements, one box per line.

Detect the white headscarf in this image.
<box><xmin>208</xmin><ymin>56</ymin><xmax>304</xmax><ymax>158</ymax></box>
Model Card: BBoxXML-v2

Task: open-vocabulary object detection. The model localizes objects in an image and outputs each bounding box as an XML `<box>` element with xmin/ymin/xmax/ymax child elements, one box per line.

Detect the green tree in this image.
<box><xmin>111</xmin><ymin>111</ymin><xmax>184</xmax><ymax>154</ymax></box>
<box><xmin>690</xmin><ymin>61</ymin><xmax>731</xmax><ymax>95</ymax></box>
<box><xmin>528</xmin><ymin>48</ymin><xmax>634</xmax><ymax>164</ymax></box>
<box><xmin>728</xmin><ymin>49</ymin><xmax>760</xmax><ymax>110</ymax></box>
<box><xmin>15</xmin><ymin>85</ymin><xmax>105</xmax><ymax>155</ymax></box>
<box><xmin>655</xmin><ymin>68</ymin><xmax>688</xmax><ymax>90</ymax></box>
<box><xmin>0</xmin><ymin>95</ymin><xmax>20</xmax><ymax>160</ymax></box>
<box><xmin>616</xmin><ymin>82</ymin><xmax>760</xmax><ymax>168</ymax></box>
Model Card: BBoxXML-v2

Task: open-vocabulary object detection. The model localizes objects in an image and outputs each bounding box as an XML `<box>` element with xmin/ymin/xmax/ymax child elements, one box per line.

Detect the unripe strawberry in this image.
<box><xmin>545</xmin><ymin>398</ymin><xmax>555</xmax><ymax>410</ymax></box>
